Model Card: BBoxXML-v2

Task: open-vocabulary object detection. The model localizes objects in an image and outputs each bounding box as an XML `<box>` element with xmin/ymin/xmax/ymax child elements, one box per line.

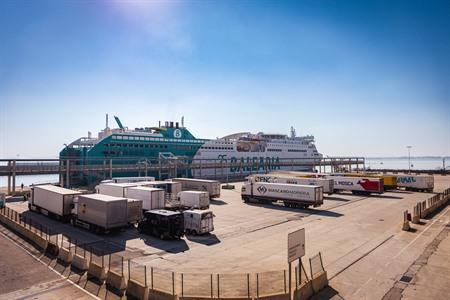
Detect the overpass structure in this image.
<box><xmin>0</xmin><ymin>157</ymin><xmax>365</xmax><ymax>194</ymax></box>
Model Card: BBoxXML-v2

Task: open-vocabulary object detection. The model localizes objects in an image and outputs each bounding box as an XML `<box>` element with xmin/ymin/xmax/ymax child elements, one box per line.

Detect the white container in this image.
<box><xmin>396</xmin><ymin>175</ymin><xmax>434</xmax><ymax>191</ymax></box>
<box><xmin>127</xmin><ymin>198</ymin><xmax>143</xmax><ymax>224</ymax></box>
<box><xmin>147</xmin><ymin>181</ymin><xmax>182</xmax><ymax>195</ymax></box>
<box><xmin>178</xmin><ymin>191</ymin><xmax>210</xmax><ymax>209</ymax></box>
<box><xmin>96</xmin><ymin>182</ymin><xmax>144</xmax><ymax>197</ymax></box>
<box><xmin>183</xmin><ymin>210</ymin><xmax>214</xmax><ymax>235</ymax></box>
<box><xmin>326</xmin><ymin>176</ymin><xmax>383</xmax><ymax>194</ymax></box>
<box><xmin>127</xmin><ymin>187</ymin><xmax>165</xmax><ymax>211</ymax></box>
<box><xmin>30</xmin><ymin>185</ymin><xmax>81</xmax><ymax>219</ymax></box>
<box><xmin>171</xmin><ymin>178</ymin><xmax>221</xmax><ymax>198</ymax></box>
<box><xmin>241</xmin><ymin>182</ymin><xmax>323</xmax><ymax>207</ymax></box>
<box><xmin>75</xmin><ymin>194</ymin><xmax>128</xmax><ymax>230</ymax></box>
<box><xmin>249</xmin><ymin>175</ymin><xmax>334</xmax><ymax>195</ymax></box>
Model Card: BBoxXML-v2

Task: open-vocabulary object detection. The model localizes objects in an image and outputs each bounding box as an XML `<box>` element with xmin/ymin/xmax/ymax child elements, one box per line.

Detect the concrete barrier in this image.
<box><xmin>258</xmin><ymin>293</ymin><xmax>289</xmax><ymax>300</ymax></box>
<box><xmin>126</xmin><ymin>279</ymin><xmax>149</xmax><ymax>300</ymax></box>
<box><xmin>57</xmin><ymin>247</ymin><xmax>73</xmax><ymax>264</ymax></box>
<box><xmin>88</xmin><ymin>261</ymin><xmax>107</xmax><ymax>282</ymax></box>
<box><xmin>311</xmin><ymin>271</ymin><xmax>328</xmax><ymax>293</ymax></box>
<box><xmin>106</xmin><ymin>270</ymin><xmax>127</xmax><ymax>291</ymax></box>
<box><xmin>148</xmin><ymin>289</ymin><xmax>177</xmax><ymax>300</ymax></box>
<box><xmin>46</xmin><ymin>242</ymin><xmax>60</xmax><ymax>256</ymax></box>
<box><xmin>294</xmin><ymin>280</ymin><xmax>314</xmax><ymax>300</ymax></box>
<box><xmin>402</xmin><ymin>210</ymin><xmax>410</xmax><ymax>231</ymax></box>
<box><xmin>72</xmin><ymin>253</ymin><xmax>89</xmax><ymax>271</ymax></box>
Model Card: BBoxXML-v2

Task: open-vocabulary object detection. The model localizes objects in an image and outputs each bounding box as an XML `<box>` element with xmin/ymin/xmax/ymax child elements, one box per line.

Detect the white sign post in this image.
<box><xmin>287</xmin><ymin>228</ymin><xmax>305</xmax><ymax>299</ymax></box>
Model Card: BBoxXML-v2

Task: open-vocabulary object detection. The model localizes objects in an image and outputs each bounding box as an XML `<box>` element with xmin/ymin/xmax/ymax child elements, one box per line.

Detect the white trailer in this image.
<box><xmin>326</xmin><ymin>176</ymin><xmax>383</xmax><ymax>195</ymax></box>
<box><xmin>96</xmin><ymin>182</ymin><xmax>154</xmax><ymax>197</ymax></box>
<box><xmin>396</xmin><ymin>175</ymin><xmax>434</xmax><ymax>192</ymax></box>
<box><xmin>72</xmin><ymin>194</ymin><xmax>128</xmax><ymax>233</ymax></box>
<box><xmin>178</xmin><ymin>191</ymin><xmax>210</xmax><ymax>209</ymax></box>
<box><xmin>249</xmin><ymin>174</ymin><xmax>334</xmax><ymax>195</ymax></box>
<box><xmin>127</xmin><ymin>186</ymin><xmax>165</xmax><ymax>211</ymax></box>
<box><xmin>183</xmin><ymin>210</ymin><xmax>214</xmax><ymax>235</ymax></box>
<box><xmin>171</xmin><ymin>178</ymin><xmax>221</xmax><ymax>198</ymax></box>
<box><xmin>127</xmin><ymin>198</ymin><xmax>143</xmax><ymax>224</ymax></box>
<box><xmin>29</xmin><ymin>185</ymin><xmax>81</xmax><ymax>221</ymax></box>
<box><xmin>241</xmin><ymin>182</ymin><xmax>323</xmax><ymax>208</ymax></box>
<box><xmin>147</xmin><ymin>181</ymin><xmax>182</xmax><ymax>196</ymax></box>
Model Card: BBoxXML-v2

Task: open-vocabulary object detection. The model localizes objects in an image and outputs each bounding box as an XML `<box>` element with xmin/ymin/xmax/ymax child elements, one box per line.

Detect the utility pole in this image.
<box><xmin>407</xmin><ymin>146</ymin><xmax>412</xmax><ymax>173</ymax></box>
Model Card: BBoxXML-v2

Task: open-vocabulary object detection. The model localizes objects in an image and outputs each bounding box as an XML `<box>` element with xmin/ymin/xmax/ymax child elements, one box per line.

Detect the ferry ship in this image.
<box><xmin>60</xmin><ymin>116</ymin><xmax>321</xmax><ymax>186</ymax></box>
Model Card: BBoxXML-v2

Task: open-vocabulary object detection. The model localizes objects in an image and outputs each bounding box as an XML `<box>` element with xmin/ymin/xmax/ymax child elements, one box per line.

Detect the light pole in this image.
<box><xmin>407</xmin><ymin>146</ymin><xmax>412</xmax><ymax>173</ymax></box>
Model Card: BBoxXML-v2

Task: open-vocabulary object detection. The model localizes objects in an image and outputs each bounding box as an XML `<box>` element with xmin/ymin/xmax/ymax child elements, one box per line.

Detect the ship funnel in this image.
<box><xmin>175</xmin><ymin>122</ymin><xmax>179</xmax><ymax>128</ymax></box>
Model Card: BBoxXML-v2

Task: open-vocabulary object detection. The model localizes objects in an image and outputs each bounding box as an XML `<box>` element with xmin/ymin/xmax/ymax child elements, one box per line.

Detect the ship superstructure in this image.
<box><xmin>60</xmin><ymin>116</ymin><xmax>321</xmax><ymax>186</ymax></box>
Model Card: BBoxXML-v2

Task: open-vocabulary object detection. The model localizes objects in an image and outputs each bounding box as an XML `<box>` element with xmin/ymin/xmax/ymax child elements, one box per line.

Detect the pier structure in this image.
<box><xmin>0</xmin><ymin>157</ymin><xmax>365</xmax><ymax>194</ymax></box>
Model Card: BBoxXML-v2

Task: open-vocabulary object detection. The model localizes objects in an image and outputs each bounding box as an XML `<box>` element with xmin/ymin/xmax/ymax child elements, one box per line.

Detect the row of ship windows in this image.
<box><xmin>112</xmin><ymin>135</ymin><xmax>204</xmax><ymax>143</ymax></box>
<box><xmin>267</xmin><ymin>149</ymin><xmax>308</xmax><ymax>152</ymax></box>
<box><xmin>200</xmin><ymin>146</ymin><xmax>234</xmax><ymax>150</ymax></box>
<box><xmin>105</xmin><ymin>143</ymin><xmax>196</xmax><ymax>150</ymax></box>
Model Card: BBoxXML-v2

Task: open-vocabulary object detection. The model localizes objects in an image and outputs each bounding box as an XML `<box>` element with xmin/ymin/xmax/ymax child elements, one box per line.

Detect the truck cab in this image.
<box><xmin>137</xmin><ymin>210</ymin><xmax>184</xmax><ymax>240</ymax></box>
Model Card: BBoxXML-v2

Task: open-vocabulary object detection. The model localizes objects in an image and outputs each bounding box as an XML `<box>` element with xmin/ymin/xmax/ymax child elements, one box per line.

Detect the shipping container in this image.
<box><xmin>29</xmin><ymin>185</ymin><xmax>81</xmax><ymax>221</ymax></box>
<box><xmin>109</xmin><ymin>176</ymin><xmax>155</xmax><ymax>183</ymax></box>
<box><xmin>183</xmin><ymin>210</ymin><xmax>214</xmax><ymax>235</ymax></box>
<box><xmin>241</xmin><ymin>182</ymin><xmax>323</xmax><ymax>208</ymax></box>
<box><xmin>248</xmin><ymin>174</ymin><xmax>334</xmax><ymax>195</ymax></box>
<box><xmin>72</xmin><ymin>194</ymin><xmax>128</xmax><ymax>233</ymax></box>
<box><xmin>171</xmin><ymin>178</ymin><xmax>221</xmax><ymax>198</ymax></box>
<box><xmin>327</xmin><ymin>176</ymin><xmax>383</xmax><ymax>195</ymax></box>
<box><xmin>127</xmin><ymin>186</ymin><xmax>165</xmax><ymax>211</ymax></box>
<box><xmin>177</xmin><ymin>191</ymin><xmax>210</xmax><ymax>209</ymax></box>
<box><xmin>396</xmin><ymin>175</ymin><xmax>434</xmax><ymax>192</ymax></box>
<box><xmin>127</xmin><ymin>198</ymin><xmax>143</xmax><ymax>224</ymax></box>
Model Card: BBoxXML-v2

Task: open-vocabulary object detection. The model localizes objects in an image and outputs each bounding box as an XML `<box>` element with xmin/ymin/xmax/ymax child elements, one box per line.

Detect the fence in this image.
<box><xmin>0</xmin><ymin>206</ymin><xmax>331</xmax><ymax>299</ymax></box>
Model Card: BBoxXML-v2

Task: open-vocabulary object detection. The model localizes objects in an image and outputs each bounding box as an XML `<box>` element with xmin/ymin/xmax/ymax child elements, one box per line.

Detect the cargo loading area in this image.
<box><xmin>2</xmin><ymin>175</ymin><xmax>449</xmax><ymax>299</ymax></box>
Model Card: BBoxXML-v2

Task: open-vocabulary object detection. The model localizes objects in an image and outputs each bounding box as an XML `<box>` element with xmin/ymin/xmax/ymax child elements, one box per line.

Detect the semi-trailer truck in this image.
<box><xmin>241</xmin><ymin>182</ymin><xmax>323</xmax><ymax>208</ymax></box>
<box><xmin>328</xmin><ymin>176</ymin><xmax>383</xmax><ymax>195</ymax></box>
<box><xmin>29</xmin><ymin>185</ymin><xmax>81</xmax><ymax>222</ymax></box>
<box><xmin>248</xmin><ymin>174</ymin><xmax>334</xmax><ymax>195</ymax></box>
<box><xmin>396</xmin><ymin>175</ymin><xmax>434</xmax><ymax>192</ymax></box>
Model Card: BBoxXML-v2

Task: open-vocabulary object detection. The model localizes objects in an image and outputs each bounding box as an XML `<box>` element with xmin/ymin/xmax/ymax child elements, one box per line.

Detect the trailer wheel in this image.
<box><xmin>160</xmin><ymin>233</ymin><xmax>165</xmax><ymax>240</ymax></box>
<box><xmin>191</xmin><ymin>230</ymin><xmax>198</xmax><ymax>236</ymax></box>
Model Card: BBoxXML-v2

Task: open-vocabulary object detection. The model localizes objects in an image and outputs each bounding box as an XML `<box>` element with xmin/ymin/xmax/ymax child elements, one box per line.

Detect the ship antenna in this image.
<box><xmin>290</xmin><ymin>126</ymin><xmax>296</xmax><ymax>138</ymax></box>
<box><xmin>181</xmin><ymin>116</ymin><xmax>185</xmax><ymax>127</ymax></box>
<box><xmin>106</xmin><ymin>113</ymin><xmax>109</xmax><ymax>129</ymax></box>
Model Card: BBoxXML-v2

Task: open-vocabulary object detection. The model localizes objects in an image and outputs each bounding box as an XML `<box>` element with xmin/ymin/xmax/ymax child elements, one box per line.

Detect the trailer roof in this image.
<box><xmin>145</xmin><ymin>209</ymin><xmax>181</xmax><ymax>216</ymax></box>
<box><xmin>80</xmin><ymin>193</ymin><xmax>126</xmax><ymax>202</ymax></box>
<box><xmin>172</xmin><ymin>178</ymin><xmax>219</xmax><ymax>183</ymax></box>
<box><xmin>128</xmin><ymin>186</ymin><xmax>164</xmax><ymax>192</ymax></box>
<box><xmin>33</xmin><ymin>184</ymin><xmax>82</xmax><ymax>195</ymax></box>
<box><xmin>179</xmin><ymin>190</ymin><xmax>209</xmax><ymax>194</ymax></box>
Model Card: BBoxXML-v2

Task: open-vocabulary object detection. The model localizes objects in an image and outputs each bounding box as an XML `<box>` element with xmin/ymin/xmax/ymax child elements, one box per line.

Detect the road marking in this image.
<box><xmin>0</xmin><ymin>228</ymin><xmax>101</xmax><ymax>300</ymax></box>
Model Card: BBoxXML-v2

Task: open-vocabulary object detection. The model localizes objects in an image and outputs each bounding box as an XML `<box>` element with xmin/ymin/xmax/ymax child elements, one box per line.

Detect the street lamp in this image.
<box><xmin>407</xmin><ymin>146</ymin><xmax>412</xmax><ymax>173</ymax></box>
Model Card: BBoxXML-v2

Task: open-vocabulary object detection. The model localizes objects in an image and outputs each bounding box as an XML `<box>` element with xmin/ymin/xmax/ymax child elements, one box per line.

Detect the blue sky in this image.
<box><xmin>0</xmin><ymin>0</ymin><xmax>449</xmax><ymax>158</ymax></box>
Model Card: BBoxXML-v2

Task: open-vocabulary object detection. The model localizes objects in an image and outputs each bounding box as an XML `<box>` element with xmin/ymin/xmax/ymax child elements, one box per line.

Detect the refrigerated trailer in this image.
<box><xmin>127</xmin><ymin>186</ymin><xmax>165</xmax><ymax>211</ymax></box>
<box><xmin>29</xmin><ymin>185</ymin><xmax>81</xmax><ymax>221</ymax></box>
<box><xmin>178</xmin><ymin>191</ymin><xmax>210</xmax><ymax>209</ymax></box>
<box><xmin>241</xmin><ymin>182</ymin><xmax>323</xmax><ymax>208</ymax></box>
<box><xmin>127</xmin><ymin>198</ymin><xmax>143</xmax><ymax>225</ymax></box>
<box><xmin>184</xmin><ymin>210</ymin><xmax>214</xmax><ymax>235</ymax></box>
<box><xmin>396</xmin><ymin>175</ymin><xmax>434</xmax><ymax>192</ymax></box>
<box><xmin>327</xmin><ymin>176</ymin><xmax>383</xmax><ymax>195</ymax></box>
<box><xmin>248</xmin><ymin>174</ymin><xmax>334</xmax><ymax>195</ymax></box>
<box><xmin>71</xmin><ymin>194</ymin><xmax>128</xmax><ymax>233</ymax></box>
<box><xmin>171</xmin><ymin>178</ymin><xmax>221</xmax><ymax>198</ymax></box>
<box><xmin>332</xmin><ymin>173</ymin><xmax>397</xmax><ymax>190</ymax></box>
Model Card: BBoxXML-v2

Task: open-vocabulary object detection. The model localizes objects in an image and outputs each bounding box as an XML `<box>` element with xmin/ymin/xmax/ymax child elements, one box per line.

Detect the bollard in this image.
<box><xmin>412</xmin><ymin>204</ymin><xmax>420</xmax><ymax>224</ymax></box>
<box><xmin>402</xmin><ymin>210</ymin><xmax>410</xmax><ymax>231</ymax></box>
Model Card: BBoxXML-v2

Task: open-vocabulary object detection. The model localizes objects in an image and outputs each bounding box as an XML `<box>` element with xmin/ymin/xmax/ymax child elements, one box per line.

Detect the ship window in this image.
<box><xmin>117</xmin><ymin>136</ymin><xmax>123</xmax><ymax>140</ymax></box>
<box><xmin>164</xmin><ymin>145</ymin><xmax>168</xmax><ymax>148</ymax></box>
<box><xmin>112</xmin><ymin>136</ymin><xmax>117</xmax><ymax>139</ymax></box>
<box><xmin>139</xmin><ymin>144</ymin><xmax>144</xmax><ymax>148</ymax></box>
<box><xmin>139</xmin><ymin>137</ymin><xmax>144</xmax><ymax>141</ymax></box>
<box><xmin>134</xmin><ymin>144</ymin><xmax>139</xmax><ymax>148</ymax></box>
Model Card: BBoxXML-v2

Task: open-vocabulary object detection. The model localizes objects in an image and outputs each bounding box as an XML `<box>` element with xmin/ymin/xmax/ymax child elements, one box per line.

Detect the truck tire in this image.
<box><xmin>191</xmin><ymin>230</ymin><xmax>197</xmax><ymax>236</ymax></box>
